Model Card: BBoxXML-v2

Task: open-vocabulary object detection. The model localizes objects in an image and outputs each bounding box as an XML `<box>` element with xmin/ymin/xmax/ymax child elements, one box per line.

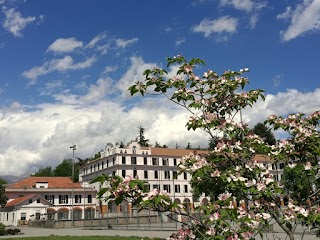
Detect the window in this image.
<box><xmin>173</xmin><ymin>171</ymin><xmax>178</xmax><ymax>180</ymax></box>
<box><xmin>29</xmin><ymin>199</ymin><xmax>32</xmax><ymax>204</ymax></box>
<box><xmin>122</xmin><ymin>170</ymin><xmax>126</xmax><ymax>178</ymax></box>
<box><xmin>163</xmin><ymin>185</ymin><xmax>171</xmax><ymax>193</ymax></box>
<box><xmin>90</xmin><ymin>165</ymin><xmax>93</xmax><ymax>172</ymax></box>
<box><xmin>37</xmin><ymin>199</ymin><xmax>40</xmax><ymax>203</ymax></box>
<box><xmin>152</xmin><ymin>158</ymin><xmax>159</xmax><ymax>165</ymax></box>
<box><xmin>133</xmin><ymin>169</ymin><xmax>137</xmax><ymax>178</ymax></box>
<box><xmin>144</xmin><ymin>170</ymin><xmax>148</xmax><ymax>179</ymax></box>
<box><xmin>98</xmin><ymin>163</ymin><xmax>100</xmax><ymax>170</ymax></box>
<box><xmin>107</xmin><ymin>160</ymin><xmax>109</xmax><ymax>167</ymax></box>
<box><xmin>154</xmin><ymin>171</ymin><xmax>159</xmax><ymax>179</ymax></box>
<box><xmin>75</xmin><ymin>195</ymin><xmax>81</xmax><ymax>203</ymax></box>
<box><xmin>162</xmin><ymin>158</ymin><xmax>169</xmax><ymax>166</ymax></box>
<box><xmin>164</xmin><ymin>171</ymin><xmax>170</xmax><ymax>179</ymax></box>
<box><xmin>153</xmin><ymin>184</ymin><xmax>160</xmax><ymax>190</ymax></box>
<box><xmin>146</xmin><ymin>184</ymin><xmax>150</xmax><ymax>191</ymax></box>
<box><xmin>184</xmin><ymin>172</ymin><xmax>187</xmax><ymax>180</ymax></box>
<box><xmin>184</xmin><ymin>185</ymin><xmax>188</xmax><ymax>193</ymax></box>
<box><xmin>113</xmin><ymin>157</ymin><xmax>115</xmax><ymax>165</ymax></box>
<box><xmin>175</xmin><ymin>185</ymin><xmax>181</xmax><ymax>193</ymax></box>
<box><xmin>144</xmin><ymin>157</ymin><xmax>148</xmax><ymax>165</ymax></box>
<box><xmin>279</xmin><ymin>163</ymin><xmax>285</xmax><ymax>169</ymax></box>
<box><xmin>112</xmin><ymin>171</ymin><xmax>116</xmax><ymax>176</ymax></box>
<box><xmin>59</xmin><ymin>195</ymin><xmax>68</xmax><ymax>204</ymax></box>
<box><xmin>131</xmin><ymin>157</ymin><xmax>137</xmax><ymax>164</ymax></box>
<box><xmin>122</xmin><ymin>156</ymin><xmax>126</xmax><ymax>164</ymax></box>
<box><xmin>174</xmin><ymin>158</ymin><xmax>177</xmax><ymax>166</ymax></box>
<box><xmin>94</xmin><ymin>164</ymin><xmax>96</xmax><ymax>171</ymax></box>
<box><xmin>102</xmin><ymin>161</ymin><xmax>104</xmax><ymax>169</ymax></box>
<box><xmin>132</xmin><ymin>146</ymin><xmax>137</xmax><ymax>153</ymax></box>
<box><xmin>45</xmin><ymin>195</ymin><xmax>54</xmax><ymax>204</ymax></box>
<box><xmin>88</xmin><ymin>195</ymin><xmax>92</xmax><ymax>203</ymax></box>
<box><xmin>20</xmin><ymin>212</ymin><xmax>26</xmax><ymax>220</ymax></box>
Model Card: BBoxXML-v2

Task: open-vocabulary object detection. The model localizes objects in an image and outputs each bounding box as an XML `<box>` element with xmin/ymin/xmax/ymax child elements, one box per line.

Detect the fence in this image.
<box><xmin>29</xmin><ymin>209</ymin><xmax>180</xmax><ymax>230</ymax></box>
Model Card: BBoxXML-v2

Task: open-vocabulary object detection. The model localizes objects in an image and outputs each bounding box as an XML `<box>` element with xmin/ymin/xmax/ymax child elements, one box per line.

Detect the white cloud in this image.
<box><xmin>273</xmin><ymin>74</ymin><xmax>282</xmax><ymax>88</ymax></box>
<box><xmin>86</xmin><ymin>32</ymin><xmax>107</xmax><ymax>48</ymax></box>
<box><xmin>115</xmin><ymin>37</ymin><xmax>139</xmax><ymax>48</ymax></box>
<box><xmin>278</xmin><ymin>0</ymin><xmax>320</xmax><ymax>41</ymax></box>
<box><xmin>47</xmin><ymin>37</ymin><xmax>83</xmax><ymax>53</ymax></box>
<box><xmin>219</xmin><ymin>0</ymin><xmax>267</xmax><ymax>29</ymax></box>
<box><xmin>220</xmin><ymin>0</ymin><xmax>254</xmax><ymax>11</ymax></box>
<box><xmin>116</xmin><ymin>56</ymin><xmax>157</xmax><ymax>97</ymax></box>
<box><xmin>23</xmin><ymin>56</ymin><xmax>97</xmax><ymax>83</ymax></box>
<box><xmin>2</xmin><ymin>8</ymin><xmax>36</xmax><ymax>37</ymax></box>
<box><xmin>192</xmin><ymin>16</ymin><xmax>238</xmax><ymax>37</ymax></box>
<box><xmin>176</xmin><ymin>38</ymin><xmax>185</xmax><ymax>46</ymax></box>
<box><xmin>79</xmin><ymin>77</ymin><xmax>113</xmax><ymax>104</ymax></box>
<box><xmin>103</xmin><ymin>65</ymin><xmax>118</xmax><ymax>74</ymax></box>
<box><xmin>1</xmin><ymin>87</ymin><xmax>319</xmax><ymax>176</ymax></box>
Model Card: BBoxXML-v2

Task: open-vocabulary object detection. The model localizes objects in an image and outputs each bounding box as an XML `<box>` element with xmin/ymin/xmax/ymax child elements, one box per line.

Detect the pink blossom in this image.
<box><xmin>211</xmin><ymin>169</ymin><xmax>221</xmax><ymax>177</ymax></box>
<box><xmin>209</xmin><ymin>212</ymin><xmax>221</xmax><ymax>221</ymax></box>
<box><xmin>218</xmin><ymin>192</ymin><xmax>232</xmax><ymax>201</ymax></box>
<box><xmin>206</xmin><ymin>227</ymin><xmax>216</xmax><ymax>236</ymax></box>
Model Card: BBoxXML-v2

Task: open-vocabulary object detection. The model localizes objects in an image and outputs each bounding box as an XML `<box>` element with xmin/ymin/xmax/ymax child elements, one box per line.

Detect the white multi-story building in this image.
<box><xmin>0</xmin><ymin>177</ymin><xmax>96</xmax><ymax>226</ymax></box>
<box><xmin>79</xmin><ymin>141</ymin><xmax>209</xmax><ymax>215</ymax></box>
<box><xmin>79</xmin><ymin>141</ymin><xmax>287</xmax><ymax>215</ymax></box>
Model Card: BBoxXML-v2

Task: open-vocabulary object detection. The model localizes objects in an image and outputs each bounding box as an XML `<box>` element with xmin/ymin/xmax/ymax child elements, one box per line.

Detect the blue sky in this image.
<box><xmin>0</xmin><ymin>0</ymin><xmax>319</xmax><ymax>176</ymax></box>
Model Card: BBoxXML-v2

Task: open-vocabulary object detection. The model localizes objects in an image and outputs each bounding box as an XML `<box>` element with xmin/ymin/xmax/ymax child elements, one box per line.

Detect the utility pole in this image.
<box><xmin>70</xmin><ymin>145</ymin><xmax>76</xmax><ymax>227</ymax></box>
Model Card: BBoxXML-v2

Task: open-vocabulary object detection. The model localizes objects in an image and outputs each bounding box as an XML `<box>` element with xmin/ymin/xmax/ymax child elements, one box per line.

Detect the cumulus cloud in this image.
<box><xmin>0</xmin><ymin>87</ymin><xmax>319</xmax><ymax>176</ymax></box>
<box><xmin>23</xmin><ymin>55</ymin><xmax>97</xmax><ymax>83</ymax></box>
<box><xmin>115</xmin><ymin>37</ymin><xmax>139</xmax><ymax>48</ymax></box>
<box><xmin>2</xmin><ymin>8</ymin><xmax>36</xmax><ymax>37</ymax></box>
<box><xmin>192</xmin><ymin>16</ymin><xmax>238</xmax><ymax>38</ymax></box>
<box><xmin>116</xmin><ymin>56</ymin><xmax>157</xmax><ymax>97</ymax></box>
<box><xmin>278</xmin><ymin>0</ymin><xmax>320</xmax><ymax>41</ymax></box>
<box><xmin>47</xmin><ymin>37</ymin><xmax>83</xmax><ymax>53</ymax></box>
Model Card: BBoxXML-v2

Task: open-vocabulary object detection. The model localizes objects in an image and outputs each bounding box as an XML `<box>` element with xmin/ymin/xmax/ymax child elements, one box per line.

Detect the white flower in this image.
<box><xmin>288</xmin><ymin>163</ymin><xmax>297</xmax><ymax>168</ymax></box>
<box><xmin>262</xmin><ymin>213</ymin><xmax>271</xmax><ymax>219</ymax></box>
<box><xmin>304</xmin><ymin>162</ymin><xmax>312</xmax><ymax>170</ymax></box>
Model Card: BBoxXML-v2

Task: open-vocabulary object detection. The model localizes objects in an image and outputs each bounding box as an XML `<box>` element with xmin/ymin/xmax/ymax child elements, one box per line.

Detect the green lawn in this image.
<box><xmin>0</xmin><ymin>236</ymin><xmax>162</xmax><ymax>240</ymax></box>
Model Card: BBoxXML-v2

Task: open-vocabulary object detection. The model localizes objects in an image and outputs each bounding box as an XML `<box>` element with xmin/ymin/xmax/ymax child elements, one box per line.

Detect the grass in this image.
<box><xmin>0</xmin><ymin>236</ymin><xmax>163</xmax><ymax>240</ymax></box>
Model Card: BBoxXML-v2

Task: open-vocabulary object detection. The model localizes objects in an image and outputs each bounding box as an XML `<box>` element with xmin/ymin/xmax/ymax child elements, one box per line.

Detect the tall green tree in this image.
<box><xmin>33</xmin><ymin>166</ymin><xmax>53</xmax><ymax>176</ymax></box>
<box><xmin>253</xmin><ymin>122</ymin><xmax>276</xmax><ymax>145</ymax></box>
<box><xmin>54</xmin><ymin>159</ymin><xmax>79</xmax><ymax>182</ymax></box>
<box><xmin>138</xmin><ymin>126</ymin><xmax>149</xmax><ymax>147</ymax></box>
<box><xmin>0</xmin><ymin>181</ymin><xmax>8</xmax><ymax>207</ymax></box>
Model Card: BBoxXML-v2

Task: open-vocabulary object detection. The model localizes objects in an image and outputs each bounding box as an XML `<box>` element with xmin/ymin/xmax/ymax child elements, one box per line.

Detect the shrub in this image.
<box><xmin>0</xmin><ymin>223</ymin><xmax>5</xmax><ymax>236</ymax></box>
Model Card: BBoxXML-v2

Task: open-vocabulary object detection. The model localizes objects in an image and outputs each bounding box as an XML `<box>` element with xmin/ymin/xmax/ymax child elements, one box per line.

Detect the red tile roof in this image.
<box><xmin>151</xmin><ymin>147</ymin><xmax>209</xmax><ymax>157</ymax></box>
<box><xmin>4</xmin><ymin>194</ymin><xmax>52</xmax><ymax>208</ymax></box>
<box><xmin>7</xmin><ymin>177</ymin><xmax>83</xmax><ymax>189</ymax></box>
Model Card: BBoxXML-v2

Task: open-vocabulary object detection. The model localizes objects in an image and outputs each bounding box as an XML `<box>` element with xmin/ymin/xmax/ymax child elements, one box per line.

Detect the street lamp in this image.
<box><xmin>70</xmin><ymin>145</ymin><xmax>76</xmax><ymax>227</ymax></box>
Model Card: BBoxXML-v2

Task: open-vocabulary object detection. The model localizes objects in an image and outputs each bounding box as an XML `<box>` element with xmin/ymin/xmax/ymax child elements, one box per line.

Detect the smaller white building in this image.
<box><xmin>1</xmin><ymin>177</ymin><xmax>97</xmax><ymax>226</ymax></box>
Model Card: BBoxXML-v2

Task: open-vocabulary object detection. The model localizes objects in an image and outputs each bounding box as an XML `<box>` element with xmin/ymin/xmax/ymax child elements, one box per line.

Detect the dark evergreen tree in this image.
<box><xmin>33</xmin><ymin>166</ymin><xmax>53</xmax><ymax>176</ymax></box>
<box><xmin>186</xmin><ymin>142</ymin><xmax>192</xmax><ymax>149</ymax></box>
<box><xmin>253</xmin><ymin>122</ymin><xmax>276</xmax><ymax>145</ymax></box>
<box><xmin>0</xmin><ymin>181</ymin><xmax>8</xmax><ymax>207</ymax></box>
<box><xmin>138</xmin><ymin>126</ymin><xmax>149</xmax><ymax>147</ymax></box>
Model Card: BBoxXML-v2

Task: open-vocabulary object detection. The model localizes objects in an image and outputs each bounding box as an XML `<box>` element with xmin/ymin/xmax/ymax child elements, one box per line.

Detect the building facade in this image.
<box><xmin>79</xmin><ymin>141</ymin><xmax>209</xmax><ymax>215</ymax></box>
<box><xmin>1</xmin><ymin>177</ymin><xmax>97</xmax><ymax>226</ymax></box>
